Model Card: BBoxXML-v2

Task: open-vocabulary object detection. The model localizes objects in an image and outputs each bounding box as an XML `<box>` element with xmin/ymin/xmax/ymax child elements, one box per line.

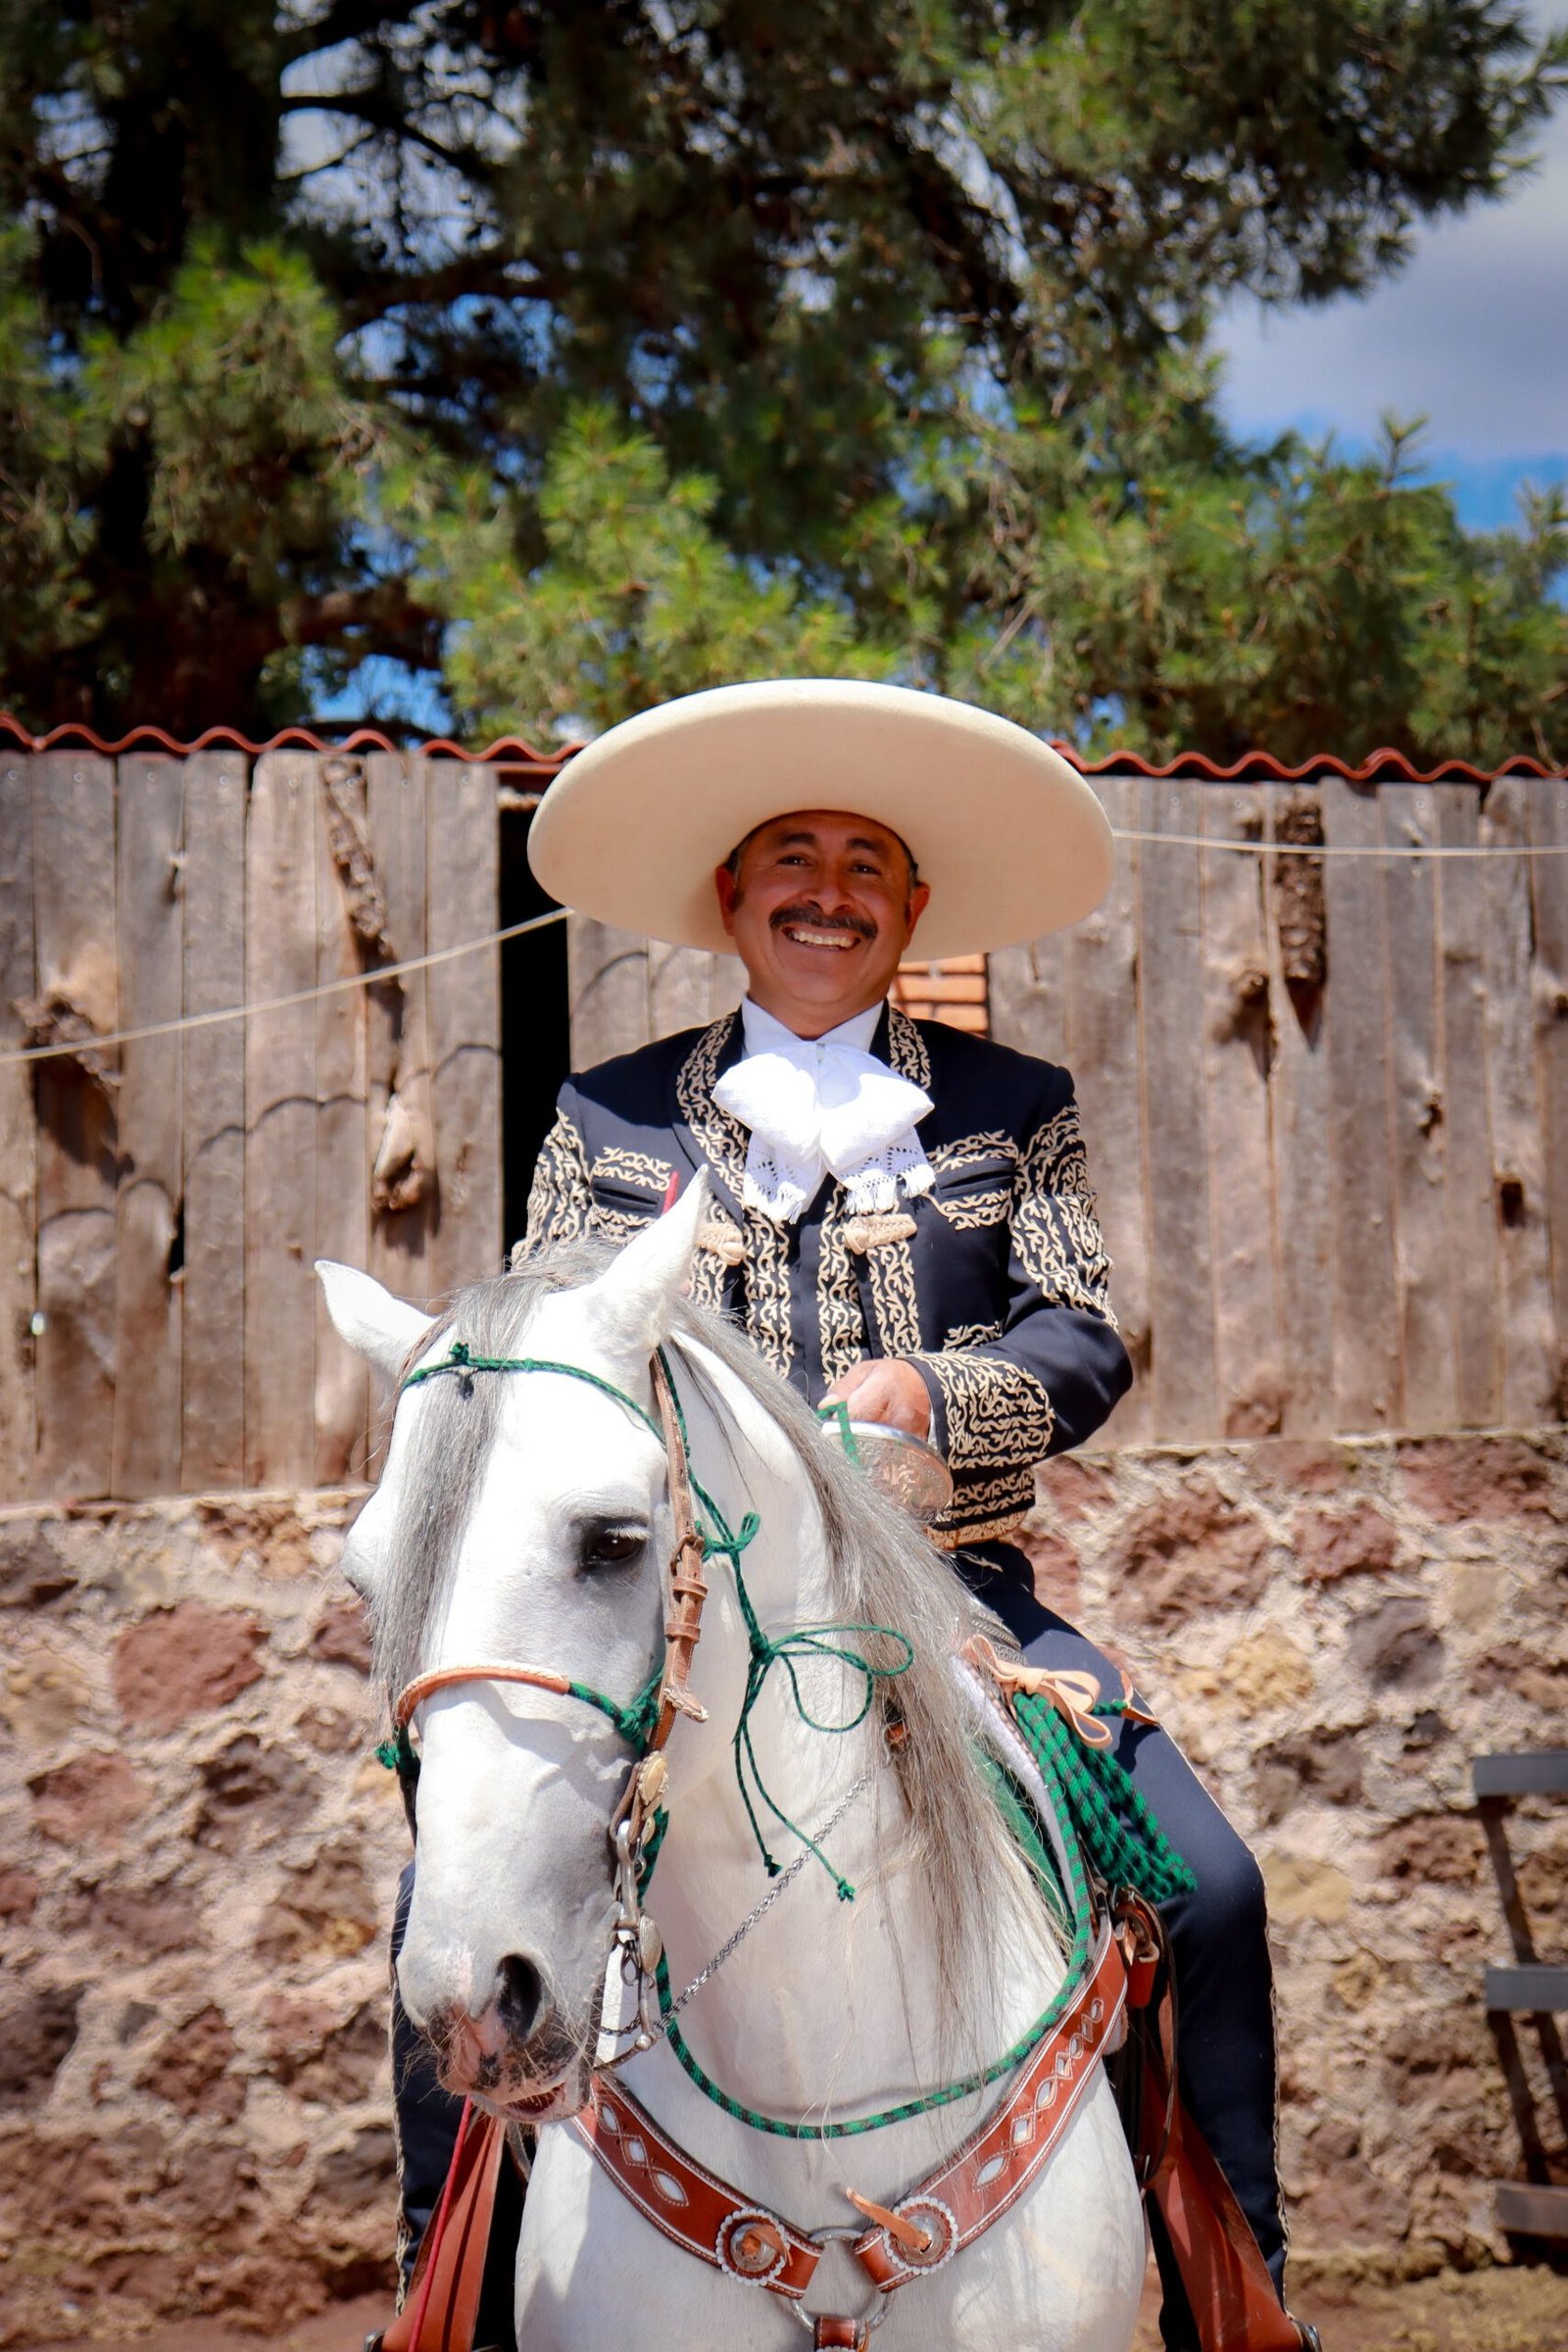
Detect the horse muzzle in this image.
<box><xmin>410</xmin><ymin>1949</ymin><xmax>594</xmax><ymax>2112</ymax></box>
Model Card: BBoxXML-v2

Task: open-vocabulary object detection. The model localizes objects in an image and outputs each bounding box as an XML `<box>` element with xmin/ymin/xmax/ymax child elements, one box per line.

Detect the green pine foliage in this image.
<box><xmin>0</xmin><ymin>2</ymin><xmax>1562</xmax><ymax>760</ymax></box>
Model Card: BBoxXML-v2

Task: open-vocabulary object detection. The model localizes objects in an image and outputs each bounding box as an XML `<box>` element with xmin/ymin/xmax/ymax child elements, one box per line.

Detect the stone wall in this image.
<box><xmin>2</xmin><ymin>1435</ymin><xmax>1565</xmax><ymax>2341</ymax></box>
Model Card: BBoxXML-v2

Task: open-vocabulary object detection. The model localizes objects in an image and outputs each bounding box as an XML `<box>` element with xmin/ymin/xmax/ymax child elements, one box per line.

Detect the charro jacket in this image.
<box><xmin>518</xmin><ymin>1004</ymin><xmax>1131</xmax><ymax>1548</ymax></box>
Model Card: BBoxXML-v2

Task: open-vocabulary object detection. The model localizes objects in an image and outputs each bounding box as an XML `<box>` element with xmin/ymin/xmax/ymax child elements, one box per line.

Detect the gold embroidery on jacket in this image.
<box><xmin>934</xmin><ymin>1185</ymin><xmax>1012</xmax><ymax>1231</ymax></box>
<box><xmin>675</xmin><ymin>1014</ymin><xmax>749</xmax><ymax>1201</ymax></box>
<box><xmin>591</xmin><ymin>1145</ymin><xmax>675</xmax><ymax>1195</ymax></box>
<box><xmin>945</xmin><ymin>1320</ymin><xmax>1004</xmax><ymax>1349</ymax></box>
<box><xmin>1012</xmin><ymin>1102</ymin><xmax>1118</xmax><ymax>1328</ymax></box>
<box><xmin>886</xmin><ymin>1004</ymin><xmax>932</xmax><ymax>1092</ymax></box>
<box><xmin>515</xmin><ymin>1109</ymin><xmax>592</xmax><ymax>1260</ymax></box>
<box><xmin>745</xmin><ymin>1212</ymin><xmax>794</xmax><ymax>1379</ymax></box>
<box><xmin>910</xmin><ymin>1348</ymin><xmax>1055</xmax><ymax>1472</ymax></box>
<box><xmin>675</xmin><ymin>1015</ymin><xmax>794</xmax><ymax>1376</ymax></box>
<box><xmin>691</xmin><ymin>1202</ymin><xmax>743</xmax><ymax>1313</ymax></box>
<box><xmin>928</xmin><ymin>1130</ymin><xmax>1017</xmax><ymax>1177</ymax></box>
<box><xmin>929</xmin><ymin>1467</ymin><xmax>1036</xmax><ymax>1547</ymax></box>
<box><xmin>817</xmin><ymin>1193</ymin><xmax>868</xmax><ymax>1383</ymax></box>
<box><xmin>864</xmin><ymin>1232</ymin><xmax>922</xmax><ymax>1357</ymax></box>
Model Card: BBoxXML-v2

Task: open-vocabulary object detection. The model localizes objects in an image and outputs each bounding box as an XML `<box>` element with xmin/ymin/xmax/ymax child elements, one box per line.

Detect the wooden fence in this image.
<box><xmin>989</xmin><ymin>774</ymin><xmax>1568</xmax><ymax>1446</ymax></box>
<box><xmin>4</xmin><ymin>757</ymin><xmax>1567</xmax><ymax>1503</ymax></box>
<box><xmin>0</xmin><ymin>750</ymin><xmax>502</xmax><ymax>1504</ymax></box>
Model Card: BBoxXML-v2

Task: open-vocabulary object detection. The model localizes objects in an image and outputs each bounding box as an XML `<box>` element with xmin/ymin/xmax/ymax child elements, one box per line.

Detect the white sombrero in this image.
<box><xmin>527</xmin><ymin>679</ymin><xmax>1112</xmax><ymax>959</ymax></box>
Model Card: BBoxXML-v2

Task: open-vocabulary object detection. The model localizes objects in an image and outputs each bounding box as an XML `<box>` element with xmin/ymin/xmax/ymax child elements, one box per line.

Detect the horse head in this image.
<box><xmin>318</xmin><ymin>1178</ymin><xmax>715</xmax><ymax>2122</ymax></box>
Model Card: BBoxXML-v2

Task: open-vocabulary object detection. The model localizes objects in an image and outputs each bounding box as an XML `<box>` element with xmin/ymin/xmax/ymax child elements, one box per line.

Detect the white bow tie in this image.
<box><xmin>712</xmin><ymin>1006</ymin><xmax>933</xmax><ymax>1225</ymax></box>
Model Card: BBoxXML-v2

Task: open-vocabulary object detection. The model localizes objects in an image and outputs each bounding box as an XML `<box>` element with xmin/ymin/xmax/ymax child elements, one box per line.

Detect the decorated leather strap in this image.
<box><xmin>850</xmin><ymin>1917</ymin><xmax>1126</xmax><ymax>2291</ymax></box>
<box><xmin>571</xmin><ymin>1918</ymin><xmax>1124</xmax><ymax>2317</ymax></box>
<box><xmin>570</xmin><ymin>2078</ymin><xmax>824</xmax><ymax>2299</ymax></box>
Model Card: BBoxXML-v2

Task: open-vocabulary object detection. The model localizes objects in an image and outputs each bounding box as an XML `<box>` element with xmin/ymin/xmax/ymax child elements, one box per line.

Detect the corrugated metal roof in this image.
<box><xmin>0</xmin><ymin>710</ymin><xmax>1557</xmax><ymax>783</ymax></box>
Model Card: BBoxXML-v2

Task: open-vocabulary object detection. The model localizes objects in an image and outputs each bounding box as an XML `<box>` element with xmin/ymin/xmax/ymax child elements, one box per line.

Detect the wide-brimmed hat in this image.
<box><xmin>527</xmin><ymin>679</ymin><xmax>1112</xmax><ymax>958</ymax></box>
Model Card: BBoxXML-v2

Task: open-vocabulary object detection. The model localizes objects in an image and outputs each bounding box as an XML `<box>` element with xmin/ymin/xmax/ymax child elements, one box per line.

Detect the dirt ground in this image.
<box><xmin>24</xmin><ymin>2257</ymin><xmax>1568</xmax><ymax>2352</ymax></box>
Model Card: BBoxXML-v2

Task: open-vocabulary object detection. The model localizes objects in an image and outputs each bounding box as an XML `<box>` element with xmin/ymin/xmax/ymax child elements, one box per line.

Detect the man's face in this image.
<box><xmin>712</xmin><ymin>809</ymin><xmax>931</xmax><ymax>1037</ymax></box>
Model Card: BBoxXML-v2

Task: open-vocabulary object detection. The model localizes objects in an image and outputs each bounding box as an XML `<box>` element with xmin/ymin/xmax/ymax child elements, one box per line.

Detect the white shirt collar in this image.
<box><xmin>738</xmin><ymin>997</ymin><xmax>883</xmax><ymax>1061</ymax></box>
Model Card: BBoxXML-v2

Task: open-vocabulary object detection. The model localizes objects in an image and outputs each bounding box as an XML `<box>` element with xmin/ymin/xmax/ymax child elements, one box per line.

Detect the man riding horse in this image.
<box><xmin>388</xmin><ymin>679</ymin><xmax>1311</xmax><ymax>2349</ymax></box>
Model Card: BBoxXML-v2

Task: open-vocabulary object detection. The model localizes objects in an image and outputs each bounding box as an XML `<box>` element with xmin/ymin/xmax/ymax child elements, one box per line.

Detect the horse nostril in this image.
<box><xmin>494</xmin><ymin>1953</ymin><xmax>544</xmax><ymax>2039</ymax></box>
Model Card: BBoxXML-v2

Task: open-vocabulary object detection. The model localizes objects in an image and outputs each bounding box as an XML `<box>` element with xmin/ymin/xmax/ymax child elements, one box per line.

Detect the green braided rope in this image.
<box><xmin>1010</xmin><ymin>1691</ymin><xmax>1197</xmax><ymax>1905</ymax></box>
<box><xmin>656</xmin><ymin>1799</ymin><xmax>1099</xmax><ymax>2138</ymax></box>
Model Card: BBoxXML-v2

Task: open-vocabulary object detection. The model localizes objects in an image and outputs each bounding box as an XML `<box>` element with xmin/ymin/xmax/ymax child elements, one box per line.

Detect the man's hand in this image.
<box><xmin>823</xmin><ymin>1356</ymin><xmax>932</xmax><ymax>1440</ymax></box>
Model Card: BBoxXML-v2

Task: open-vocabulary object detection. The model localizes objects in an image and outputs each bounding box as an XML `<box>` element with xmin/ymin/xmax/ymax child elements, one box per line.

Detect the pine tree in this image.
<box><xmin>0</xmin><ymin>1</ymin><xmax>1562</xmax><ymax>758</ymax></box>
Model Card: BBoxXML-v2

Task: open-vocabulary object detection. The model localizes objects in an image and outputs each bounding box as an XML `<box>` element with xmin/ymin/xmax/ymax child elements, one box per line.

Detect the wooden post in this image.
<box><xmin>314</xmin><ymin>756</ymin><xmax>371</xmax><ymax>1484</ymax></box>
<box><xmin>1263</xmin><ymin>783</ymin><xmax>1334</xmax><ymax>1435</ymax></box>
<box><xmin>0</xmin><ymin>751</ymin><xmax>37</xmax><ymax>1500</ymax></box>
<box><xmin>244</xmin><ymin>751</ymin><xmax>318</xmax><ymax>1488</ymax></box>
<box><xmin>567</xmin><ymin>914</ymin><xmax>652</xmax><ymax>1067</ymax></box>
<box><xmin>1200</xmin><ymin>785</ymin><xmax>1282</xmax><ymax>1436</ymax></box>
<box><xmin>1321</xmin><ymin>778</ymin><xmax>1401</xmax><ymax>1432</ymax></box>
<box><xmin>1434</xmin><ymin>784</ymin><xmax>1502</xmax><ymax>1427</ymax></box>
<box><xmin>1380</xmin><ymin>784</ymin><xmax>1457</xmax><ymax>1431</ymax></box>
<box><xmin>427</xmin><ymin>760</ymin><xmax>503</xmax><ymax>1297</ymax></box>
<box><xmin>30</xmin><ymin>752</ymin><xmax>119</xmax><ymax>1497</ymax></box>
<box><xmin>112</xmin><ymin>755</ymin><xmax>184</xmax><ymax>1496</ymax></box>
<box><xmin>1064</xmin><ymin>775</ymin><xmax>1150</xmax><ymax>1441</ymax></box>
<box><xmin>368</xmin><ymin>753</ymin><xmax>438</xmax><ymax>1306</ymax></box>
<box><xmin>1527</xmin><ymin>776</ymin><xmax>1568</xmax><ymax>1408</ymax></box>
<box><xmin>1137</xmin><ymin>778</ymin><xmax>1219</xmax><ymax>1441</ymax></box>
<box><xmin>1479</xmin><ymin>777</ymin><xmax>1558</xmax><ymax>1424</ymax></box>
<box><xmin>181</xmin><ymin>753</ymin><xmax>248</xmax><ymax>1490</ymax></box>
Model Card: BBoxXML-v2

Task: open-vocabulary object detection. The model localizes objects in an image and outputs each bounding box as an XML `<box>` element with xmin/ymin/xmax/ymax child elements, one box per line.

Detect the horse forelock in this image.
<box><xmin>372</xmin><ymin>1236</ymin><xmax>1062</xmax><ymax>2018</ymax></box>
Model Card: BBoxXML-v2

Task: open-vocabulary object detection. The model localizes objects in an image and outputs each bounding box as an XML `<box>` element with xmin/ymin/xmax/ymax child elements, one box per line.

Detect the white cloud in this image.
<box><xmin>1215</xmin><ymin>29</ymin><xmax>1568</xmax><ymax>463</ymax></box>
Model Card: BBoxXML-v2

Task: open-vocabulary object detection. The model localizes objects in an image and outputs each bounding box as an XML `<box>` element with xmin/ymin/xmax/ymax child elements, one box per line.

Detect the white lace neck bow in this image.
<box><xmin>711</xmin><ymin>1000</ymin><xmax>934</xmax><ymax>1225</ymax></box>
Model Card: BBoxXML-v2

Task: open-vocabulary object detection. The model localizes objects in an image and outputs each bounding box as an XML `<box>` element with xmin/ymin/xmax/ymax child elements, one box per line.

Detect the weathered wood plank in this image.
<box><xmin>1479</xmin><ymin>776</ymin><xmax>1558</xmax><ymax>1424</ymax></box>
<box><xmin>987</xmin><ymin>933</ymin><xmax>1067</xmax><ymax>1067</ymax></box>
<box><xmin>1200</xmin><ymin>785</ymin><xmax>1282</xmax><ymax>1436</ymax></box>
<box><xmin>1321</xmin><ymin>779</ymin><xmax>1401</xmax><ymax>1432</ymax></box>
<box><xmin>368</xmin><ymin>754</ymin><xmax>438</xmax><ymax>1304</ymax></box>
<box><xmin>30</xmin><ymin>752</ymin><xmax>119</xmax><ymax>1495</ymax></box>
<box><xmin>244</xmin><ymin>752</ymin><xmax>318</xmax><ymax>1488</ymax></box>
<box><xmin>181</xmin><ymin>752</ymin><xmax>247</xmax><ymax>1490</ymax></box>
<box><xmin>1379</xmin><ymin>785</ymin><xmax>1457</xmax><ymax>1432</ymax></box>
<box><xmin>1434</xmin><ymin>784</ymin><xmax>1502</xmax><ymax>1426</ymax></box>
<box><xmin>567</xmin><ymin>913</ymin><xmax>651</xmax><ymax>1068</ymax></box>
<box><xmin>1262</xmin><ymin>785</ymin><xmax>1334</xmax><ymax>1434</ymax></box>
<box><xmin>1526</xmin><ymin>775</ymin><xmax>1568</xmax><ymax>1406</ymax></box>
<box><xmin>648</xmin><ymin>942</ymin><xmax>713</xmax><ymax>1041</ymax></box>
<box><xmin>112</xmin><ymin>756</ymin><xmax>184</xmax><ymax>1496</ymax></box>
<box><xmin>1064</xmin><ymin>775</ymin><xmax>1150</xmax><ymax>1442</ymax></box>
<box><xmin>1137</xmin><ymin>778</ymin><xmax>1219</xmax><ymax>1441</ymax></box>
<box><xmin>427</xmin><ymin>760</ymin><xmax>503</xmax><ymax>1297</ymax></box>
<box><xmin>314</xmin><ymin>758</ymin><xmax>371</xmax><ymax>1484</ymax></box>
<box><xmin>0</xmin><ymin>752</ymin><xmax>37</xmax><ymax>1499</ymax></box>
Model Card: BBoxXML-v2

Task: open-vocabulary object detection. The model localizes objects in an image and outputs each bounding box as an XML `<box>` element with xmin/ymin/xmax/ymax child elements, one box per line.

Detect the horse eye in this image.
<box><xmin>579</xmin><ymin>1525</ymin><xmax>647</xmax><ymax>1572</ymax></box>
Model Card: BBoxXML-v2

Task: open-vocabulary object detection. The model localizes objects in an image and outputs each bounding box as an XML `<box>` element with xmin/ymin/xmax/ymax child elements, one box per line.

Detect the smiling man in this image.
<box><xmin>386</xmin><ymin>681</ymin><xmax>1314</xmax><ymax>2352</ymax></box>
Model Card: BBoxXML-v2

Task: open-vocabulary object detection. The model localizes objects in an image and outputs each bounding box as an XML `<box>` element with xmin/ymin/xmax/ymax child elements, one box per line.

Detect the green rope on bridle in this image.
<box><xmin>385</xmin><ymin>1339</ymin><xmax>913</xmax><ymax>1897</ymax></box>
<box><xmin>655</xmin><ymin>1351</ymin><xmax>914</xmax><ymax>1900</ymax></box>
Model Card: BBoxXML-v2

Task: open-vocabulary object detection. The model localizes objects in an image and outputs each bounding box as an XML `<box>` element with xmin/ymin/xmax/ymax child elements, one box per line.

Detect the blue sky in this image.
<box><xmin>1214</xmin><ymin>8</ymin><xmax>1568</xmax><ymax>532</ymax></box>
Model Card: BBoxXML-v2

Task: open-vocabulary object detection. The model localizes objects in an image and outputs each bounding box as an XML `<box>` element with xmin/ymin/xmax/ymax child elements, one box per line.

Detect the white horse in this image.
<box><xmin>320</xmin><ymin>1179</ymin><xmax>1145</xmax><ymax>2350</ymax></box>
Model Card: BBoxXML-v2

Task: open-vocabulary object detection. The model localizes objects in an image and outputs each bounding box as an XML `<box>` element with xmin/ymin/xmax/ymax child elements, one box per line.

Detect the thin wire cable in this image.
<box><xmin>5</xmin><ymin>821</ymin><xmax>1565</xmax><ymax>1075</ymax></box>
<box><xmin>0</xmin><ymin>906</ymin><xmax>568</xmax><ymax>1071</ymax></box>
<box><xmin>1114</xmin><ymin>828</ymin><xmax>1568</xmax><ymax>858</ymax></box>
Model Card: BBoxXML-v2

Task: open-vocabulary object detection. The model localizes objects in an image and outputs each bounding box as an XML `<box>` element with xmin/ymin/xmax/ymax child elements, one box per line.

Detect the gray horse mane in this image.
<box><xmin>375</xmin><ymin>1240</ymin><xmax>1060</xmax><ymax>2012</ymax></box>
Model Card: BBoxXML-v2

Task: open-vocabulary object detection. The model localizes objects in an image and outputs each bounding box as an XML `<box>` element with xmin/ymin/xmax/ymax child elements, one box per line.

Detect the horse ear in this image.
<box><xmin>580</xmin><ymin>1170</ymin><xmax>710</xmax><ymax>1364</ymax></box>
<box><xmin>316</xmin><ymin>1259</ymin><xmax>436</xmax><ymax>1384</ymax></box>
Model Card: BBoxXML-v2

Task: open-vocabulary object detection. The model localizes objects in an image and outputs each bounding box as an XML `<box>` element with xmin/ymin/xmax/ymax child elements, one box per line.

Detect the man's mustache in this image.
<box><xmin>769</xmin><ymin>903</ymin><xmax>876</xmax><ymax>942</ymax></box>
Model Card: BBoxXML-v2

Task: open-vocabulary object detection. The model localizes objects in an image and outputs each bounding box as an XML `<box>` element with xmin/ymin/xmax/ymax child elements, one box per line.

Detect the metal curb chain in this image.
<box><xmin>602</xmin><ymin>1772</ymin><xmax>872</xmax><ymax>2062</ymax></box>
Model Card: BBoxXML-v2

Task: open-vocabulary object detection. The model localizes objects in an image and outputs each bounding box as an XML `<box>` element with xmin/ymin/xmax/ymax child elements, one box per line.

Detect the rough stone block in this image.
<box><xmin>113</xmin><ymin>1600</ymin><xmax>265</xmax><ymax>1731</ymax></box>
